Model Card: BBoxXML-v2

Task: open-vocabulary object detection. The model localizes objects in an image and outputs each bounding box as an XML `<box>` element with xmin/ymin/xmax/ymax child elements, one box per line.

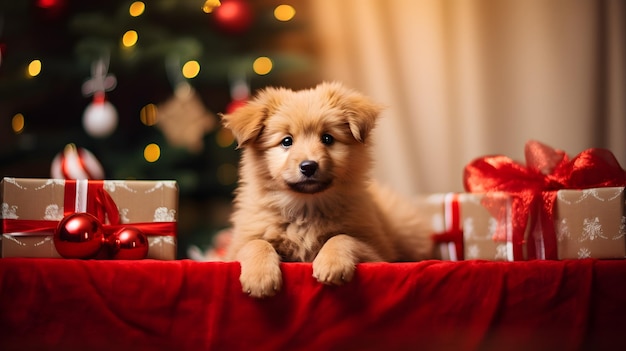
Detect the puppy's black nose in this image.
<box><xmin>299</xmin><ymin>160</ymin><xmax>318</xmax><ymax>177</ymax></box>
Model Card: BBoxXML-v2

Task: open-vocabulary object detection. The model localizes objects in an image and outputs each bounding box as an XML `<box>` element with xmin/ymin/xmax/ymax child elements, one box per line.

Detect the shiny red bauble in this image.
<box><xmin>107</xmin><ymin>227</ymin><xmax>149</xmax><ymax>260</ymax></box>
<box><xmin>225</xmin><ymin>99</ymin><xmax>247</xmax><ymax>114</ymax></box>
<box><xmin>54</xmin><ymin>212</ymin><xmax>105</xmax><ymax>259</ymax></box>
<box><xmin>35</xmin><ymin>0</ymin><xmax>68</xmax><ymax>21</ymax></box>
<box><xmin>213</xmin><ymin>0</ymin><xmax>253</xmax><ymax>35</ymax></box>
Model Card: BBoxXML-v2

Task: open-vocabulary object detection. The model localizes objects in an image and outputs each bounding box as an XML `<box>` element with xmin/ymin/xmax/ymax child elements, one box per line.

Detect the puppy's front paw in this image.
<box><xmin>237</xmin><ymin>239</ymin><xmax>282</xmax><ymax>298</ymax></box>
<box><xmin>240</xmin><ymin>260</ymin><xmax>282</xmax><ymax>298</ymax></box>
<box><xmin>312</xmin><ymin>252</ymin><xmax>356</xmax><ymax>286</ymax></box>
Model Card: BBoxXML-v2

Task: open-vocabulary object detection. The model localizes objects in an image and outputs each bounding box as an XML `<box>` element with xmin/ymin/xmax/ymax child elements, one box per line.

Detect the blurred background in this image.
<box><xmin>1</xmin><ymin>0</ymin><xmax>624</xmax><ymax>258</ymax></box>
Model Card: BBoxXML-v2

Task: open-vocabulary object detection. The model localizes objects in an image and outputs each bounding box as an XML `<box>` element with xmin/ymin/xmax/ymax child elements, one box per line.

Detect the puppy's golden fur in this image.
<box><xmin>222</xmin><ymin>82</ymin><xmax>433</xmax><ymax>298</ymax></box>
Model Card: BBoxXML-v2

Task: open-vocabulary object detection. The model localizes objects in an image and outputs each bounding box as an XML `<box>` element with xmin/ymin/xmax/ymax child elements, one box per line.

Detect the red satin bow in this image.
<box><xmin>64</xmin><ymin>180</ymin><xmax>120</xmax><ymax>225</ymax></box>
<box><xmin>463</xmin><ymin>140</ymin><xmax>626</xmax><ymax>260</ymax></box>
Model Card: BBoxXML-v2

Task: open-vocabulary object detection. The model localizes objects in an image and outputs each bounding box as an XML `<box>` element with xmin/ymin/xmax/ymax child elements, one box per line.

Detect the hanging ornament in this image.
<box><xmin>225</xmin><ymin>75</ymin><xmax>249</xmax><ymax>113</ymax></box>
<box><xmin>0</xmin><ymin>42</ymin><xmax>5</xmax><ymax>68</ymax></box>
<box><xmin>83</xmin><ymin>92</ymin><xmax>118</xmax><ymax>137</ymax></box>
<box><xmin>0</xmin><ymin>16</ymin><xmax>4</xmax><ymax>68</ymax></box>
<box><xmin>82</xmin><ymin>58</ymin><xmax>118</xmax><ymax>138</ymax></box>
<box><xmin>35</xmin><ymin>0</ymin><xmax>68</xmax><ymax>21</ymax></box>
<box><xmin>226</xmin><ymin>99</ymin><xmax>247</xmax><ymax>113</ymax></box>
<box><xmin>156</xmin><ymin>82</ymin><xmax>217</xmax><ymax>153</ymax></box>
<box><xmin>51</xmin><ymin>143</ymin><xmax>105</xmax><ymax>180</ymax></box>
<box><xmin>213</xmin><ymin>0</ymin><xmax>253</xmax><ymax>35</ymax></box>
<box><xmin>106</xmin><ymin>227</ymin><xmax>149</xmax><ymax>260</ymax></box>
<box><xmin>54</xmin><ymin>212</ymin><xmax>106</xmax><ymax>259</ymax></box>
<box><xmin>50</xmin><ymin>143</ymin><xmax>105</xmax><ymax>180</ymax></box>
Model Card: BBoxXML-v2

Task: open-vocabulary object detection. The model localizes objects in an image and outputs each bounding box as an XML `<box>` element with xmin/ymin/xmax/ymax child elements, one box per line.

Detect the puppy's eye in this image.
<box><xmin>321</xmin><ymin>134</ymin><xmax>334</xmax><ymax>145</ymax></box>
<box><xmin>281</xmin><ymin>136</ymin><xmax>293</xmax><ymax>148</ymax></box>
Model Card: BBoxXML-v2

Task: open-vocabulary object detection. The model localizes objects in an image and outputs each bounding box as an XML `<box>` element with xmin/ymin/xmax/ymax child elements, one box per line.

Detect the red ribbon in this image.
<box><xmin>463</xmin><ymin>140</ymin><xmax>626</xmax><ymax>260</ymax></box>
<box><xmin>2</xmin><ymin>219</ymin><xmax>176</xmax><ymax>238</ymax></box>
<box><xmin>2</xmin><ymin>180</ymin><xmax>176</xmax><ymax>239</ymax></box>
<box><xmin>431</xmin><ymin>193</ymin><xmax>464</xmax><ymax>261</ymax></box>
<box><xmin>63</xmin><ymin>180</ymin><xmax>120</xmax><ymax>224</ymax></box>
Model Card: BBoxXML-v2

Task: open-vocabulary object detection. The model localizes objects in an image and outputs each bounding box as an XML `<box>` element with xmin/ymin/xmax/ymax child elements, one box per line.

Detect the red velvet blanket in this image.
<box><xmin>1</xmin><ymin>259</ymin><xmax>624</xmax><ymax>351</ymax></box>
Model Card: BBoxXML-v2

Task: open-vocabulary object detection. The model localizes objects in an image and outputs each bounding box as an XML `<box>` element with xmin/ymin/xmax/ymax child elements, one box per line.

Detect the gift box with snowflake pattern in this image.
<box><xmin>422</xmin><ymin>192</ymin><xmax>521</xmax><ymax>261</ymax></box>
<box><xmin>416</xmin><ymin>193</ymin><xmax>461</xmax><ymax>261</ymax></box>
<box><xmin>458</xmin><ymin>193</ymin><xmax>524</xmax><ymax>261</ymax></box>
<box><xmin>554</xmin><ymin>187</ymin><xmax>625</xmax><ymax>259</ymax></box>
<box><xmin>1</xmin><ymin>178</ymin><xmax>178</xmax><ymax>260</ymax></box>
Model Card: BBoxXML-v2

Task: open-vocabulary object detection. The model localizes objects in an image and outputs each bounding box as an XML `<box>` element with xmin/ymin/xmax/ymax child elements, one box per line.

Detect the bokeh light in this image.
<box><xmin>12</xmin><ymin>113</ymin><xmax>25</xmax><ymax>134</ymax></box>
<box><xmin>140</xmin><ymin>104</ymin><xmax>158</xmax><ymax>126</ymax></box>
<box><xmin>36</xmin><ymin>0</ymin><xmax>63</xmax><ymax>9</ymax></box>
<box><xmin>27</xmin><ymin>60</ymin><xmax>42</xmax><ymax>77</ymax></box>
<box><xmin>216</xmin><ymin>128</ymin><xmax>235</xmax><ymax>148</ymax></box>
<box><xmin>122</xmin><ymin>30</ymin><xmax>138</xmax><ymax>47</ymax></box>
<box><xmin>182</xmin><ymin>60</ymin><xmax>201</xmax><ymax>78</ymax></box>
<box><xmin>129</xmin><ymin>1</ymin><xmax>145</xmax><ymax>17</ymax></box>
<box><xmin>202</xmin><ymin>0</ymin><xmax>221</xmax><ymax>13</ymax></box>
<box><xmin>252</xmin><ymin>56</ymin><xmax>272</xmax><ymax>75</ymax></box>
<box><xmin>144</xmin><ymin>143</ymin><xmax>161</xmax><ymax>162</ymax></box>
<box><xmin>274</xmin><ymin>5</ymin><xmax>295</xmax><ymax>21</ymax></box>
<box><xmin>216</xmin><ymin>163</ymin><xmax>238</xmax><ymax>185</ymax></box>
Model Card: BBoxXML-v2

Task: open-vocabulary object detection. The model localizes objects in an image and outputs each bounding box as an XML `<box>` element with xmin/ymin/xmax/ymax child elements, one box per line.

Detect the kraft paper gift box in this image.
<box><xmin>1</xmin><ymin>178</ymin><xmax>178</xmax><ymax>260</ymax></box>
<box><xmin>421</xmin><ymin>192</ymin><xmax>519</xmax><ymax>261</ymax></box>
<box><xmin>416</xmin><ymin>193</ymin><xmax>460</xmax><ymax>261</ymax></box>
<box><xmin>459</xmin><ymin>193</ymin><xmax>520</xmax><ymax>261</ymax></box>
<box><xmin>553</xmin><ymin>187</ymin><xmax>626</xmax><ymax>259</ymax></box>
<box><xmin>463</xmin><ymin>140</ymin><xmax>626</xmax><ymax>260</ymax></box>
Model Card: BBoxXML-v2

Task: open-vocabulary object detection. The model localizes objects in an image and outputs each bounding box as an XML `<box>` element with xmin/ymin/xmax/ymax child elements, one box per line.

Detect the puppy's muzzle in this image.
<box><xmin>299</xmin><ymin>160</ymin><xmax>318</xmax><ymax>177</ymax></box>
<box><xmin>289</xmin><ymin>160</ymin><xmax>330</xmax><ymax>194</ymax></box>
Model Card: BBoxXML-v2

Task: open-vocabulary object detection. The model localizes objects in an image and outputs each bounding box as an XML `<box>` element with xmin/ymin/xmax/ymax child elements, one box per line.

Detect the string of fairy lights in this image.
<box><xmin>8</xmin><ymin>1</ymin><xmax>298</xmax><ymax>177</ymax></box>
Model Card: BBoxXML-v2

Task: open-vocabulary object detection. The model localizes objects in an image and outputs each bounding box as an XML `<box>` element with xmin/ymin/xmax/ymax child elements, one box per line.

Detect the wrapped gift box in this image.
<box><xmin>1</xmin><ymin>178</ymin><xmax>178</xmax><ymax>260</ymax></box>
<box><xmin>554</xmin><ymin>187</ymin><xmax>626</xmax><ymax>259</ymax></box>
<box><xmin>416</xmin><ymin>193</ymin><xmax>458</xmax><ymax>260</ymax></box>
<box><xmin>420</xmin><ymin>192</ymin><xmax>519</xmax><ymax>261</ymax></box>
<box><xmin>459</xmin><ymin>193</ymin><xmax>518</xmax><ymax>261</ymax></box>
<box><xmin>463</xmin><ymin>140</ymin><xmax>626</xmax><ymax>260</ymax></box>
<box><xmin>424</xmin><ymin>187</ymin><xmax>626</xmax><ymax>261</ymax></box>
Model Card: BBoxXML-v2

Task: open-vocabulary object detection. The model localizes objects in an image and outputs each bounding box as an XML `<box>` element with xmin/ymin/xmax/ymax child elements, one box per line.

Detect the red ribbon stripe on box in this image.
<box><xmin>2</xmin><ymin>180</ymin><xmax>176</xmax><ymax>239</ymax></box>
<box><xmin>431</xmin><ymin>193</ymin><xmax>464</xmax><ymax>261</ymax></box>
<box><xmin>463</xmin><ymin>140</ymin><xmax>626</xmax><ymax>260</ymax></box>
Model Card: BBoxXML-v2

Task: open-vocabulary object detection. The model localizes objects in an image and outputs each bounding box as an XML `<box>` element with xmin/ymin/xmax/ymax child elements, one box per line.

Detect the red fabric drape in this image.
<box><xmin>1</xmin><ymin>259</ymin><xmax>625</xmax><ymax>351</ymax></box>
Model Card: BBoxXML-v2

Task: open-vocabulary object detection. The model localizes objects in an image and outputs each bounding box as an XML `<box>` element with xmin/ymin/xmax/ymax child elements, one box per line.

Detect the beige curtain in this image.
<box><xmin>309</xmin><ymin>0</ymin><xmax>626</xmax><ymax>194</ymax></box>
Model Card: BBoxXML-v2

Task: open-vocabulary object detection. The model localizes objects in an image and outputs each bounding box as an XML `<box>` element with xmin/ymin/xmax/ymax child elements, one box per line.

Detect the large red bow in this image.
<box><xmin>463</xmin><ymin>140</ymin><xmax>626</xmax><ymax>260</ymax></box>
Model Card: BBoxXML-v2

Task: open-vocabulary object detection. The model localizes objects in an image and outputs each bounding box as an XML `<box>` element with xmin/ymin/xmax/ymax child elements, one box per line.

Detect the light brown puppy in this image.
<box><xmin>221</xmin><ymin>82</ymin><xmax>433</xmax><ymax>298</ymax></box>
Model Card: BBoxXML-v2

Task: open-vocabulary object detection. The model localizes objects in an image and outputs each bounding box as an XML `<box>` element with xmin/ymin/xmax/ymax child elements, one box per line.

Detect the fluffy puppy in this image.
<box><xmin>221</xmin><ymin>82</ymin><xmax>433</xmax><ymax>298</ymax></box>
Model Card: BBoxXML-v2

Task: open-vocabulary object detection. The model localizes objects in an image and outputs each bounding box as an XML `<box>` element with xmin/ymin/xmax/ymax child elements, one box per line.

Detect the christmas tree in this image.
<box><xmin>0</xmin><ymin>0</ymin><xmax>317</xmax><ymax>258</ymax></box>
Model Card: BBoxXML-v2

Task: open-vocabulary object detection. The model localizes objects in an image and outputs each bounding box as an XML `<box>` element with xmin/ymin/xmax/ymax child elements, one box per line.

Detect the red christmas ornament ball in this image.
<box><xmin>35</xmin><ymin>0</ymin><xmax>68</xmax><ymax>20</ymax></box>
<box><xmin>213</xmin><ymin>0</ymin><xmax>253</xmax><ymax>35</ymax></box>
<box><xmin>51</xmin><ymin>143</ymin><xmax>105</xmax><ymax>180</ymax></box>
<box><xmin>0</xmin><ymin>42</ymin><xmax>6</xmax><ymax>65</ymax></box>
<box><xmin>37</xmin><ymin>0</ymin><xmax>65</xmax><ymax>8</ymax></box>
<box><xmin>225</xmin><ymin>99</ymin><xmax>248</xmax><ymax>114</ymax></box>
<box><xmin>107</xmin><ymin>227</ymin><xmax>149</xmax><ymax>260</ymax></box>
<box><xmin>54</xmin><ymin>213</ymin><xmax>105</xmax><ymax>259</ymax></box>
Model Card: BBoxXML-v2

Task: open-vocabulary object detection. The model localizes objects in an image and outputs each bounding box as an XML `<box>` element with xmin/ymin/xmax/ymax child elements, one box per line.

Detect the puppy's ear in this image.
<box><xmin>323</xmin><ymin>82</ymin><xmax>382</xmax><ymax>143</ymax></box>
<box><xmin>220</xmin><ymin>87</ymin><xmax>285</xmax><ymax>148</ymax></box>
<box><xmin>345</xmin><ymin>96</ymin><xmax>382</xmax><ymax>143</ymax></box>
